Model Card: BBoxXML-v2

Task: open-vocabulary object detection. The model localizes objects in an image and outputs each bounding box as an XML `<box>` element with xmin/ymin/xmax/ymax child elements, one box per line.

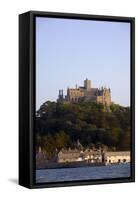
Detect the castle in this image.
<box><xmin>57</xmin><ymin>78</ymin><xmax>111</xmax><ymax>106</ymax></box>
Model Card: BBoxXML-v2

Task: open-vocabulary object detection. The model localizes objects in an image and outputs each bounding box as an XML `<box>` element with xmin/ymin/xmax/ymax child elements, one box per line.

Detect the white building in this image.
<box><xmin>58</xmin><ymin>148</ymin><xmax>102</xmax><ymax>163</ymax></box>
<box><xmin>58</xmin><ymin>149</ymin><xmax>81</xmax><ymax>163</ymax></box>
<box><xmin>105</xmin><ymin>151</ymin><xmax>130</xmax><ymax>164</ymax></box>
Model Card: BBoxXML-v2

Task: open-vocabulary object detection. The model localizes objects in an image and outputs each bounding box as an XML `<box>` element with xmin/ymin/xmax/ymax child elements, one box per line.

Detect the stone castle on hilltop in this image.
<box><xmin>57</xmin><ymin>78</ymin><xmax>111</xmax><ymax>106</ymax></box>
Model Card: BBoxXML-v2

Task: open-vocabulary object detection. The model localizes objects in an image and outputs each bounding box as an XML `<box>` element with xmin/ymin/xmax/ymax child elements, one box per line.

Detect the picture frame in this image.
<box><xmin>19</xmin><ymin>11</ymin><xmax>135</xmax><ymax>189</ymax></box>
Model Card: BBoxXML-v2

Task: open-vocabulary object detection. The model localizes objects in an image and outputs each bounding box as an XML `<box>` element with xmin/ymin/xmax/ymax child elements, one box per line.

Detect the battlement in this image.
<box><xmin>57</xmin><ymin>79</ymin><xmax>111</xmax><ymax>106</ymax></box>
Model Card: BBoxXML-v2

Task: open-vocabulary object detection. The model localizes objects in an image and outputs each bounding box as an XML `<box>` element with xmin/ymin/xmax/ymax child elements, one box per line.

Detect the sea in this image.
<box><xmin>36</xmin><ymin>163</ymin><xmax>131</xmax><ymax>183</ymax></box>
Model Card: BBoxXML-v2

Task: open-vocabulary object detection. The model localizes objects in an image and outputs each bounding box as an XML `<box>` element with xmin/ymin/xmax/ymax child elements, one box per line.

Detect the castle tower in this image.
<box><xmin>84</xmin><ymin>78</ymin><xmax>91</xmax><ymax>90</ymax></box>
<box><xmin>58</xmin><ymin>89</ymin><xmax>64</xmax><ymax>102</ymax></box>
<box><xmin>103</xmin><ymin>87</ymin><xmax>111</xmax><ymax>106</ymax></box>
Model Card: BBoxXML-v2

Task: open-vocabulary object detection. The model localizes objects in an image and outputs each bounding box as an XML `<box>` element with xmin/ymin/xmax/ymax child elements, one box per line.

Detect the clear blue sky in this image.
<box><xmin>36</xmin><ymin>17</ymin><xmax>130</xmax><ymax>110</ymax></box>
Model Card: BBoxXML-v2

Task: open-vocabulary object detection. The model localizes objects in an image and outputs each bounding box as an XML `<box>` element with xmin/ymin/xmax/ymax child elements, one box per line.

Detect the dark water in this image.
<box><xmin>36</xmin><ymin>163</ymin><xmax>130</xmax><ymax>183</ymax></box>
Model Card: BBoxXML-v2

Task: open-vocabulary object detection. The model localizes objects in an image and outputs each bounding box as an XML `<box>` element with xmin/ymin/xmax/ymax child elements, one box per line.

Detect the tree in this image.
<box><xmin>36</xmin><ymin>101</ymin><xmax>131</xmax><ymax>151</ymax></box>
<box><xmin>55</xmin><ymin>131</ymin><xmax>70</xmax><ymax>150</ymax></box>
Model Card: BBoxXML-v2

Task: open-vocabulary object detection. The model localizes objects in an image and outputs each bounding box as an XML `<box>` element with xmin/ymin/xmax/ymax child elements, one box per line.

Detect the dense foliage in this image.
<box><xmin>36</xmin><ymin>101</ymin><xmax>130</xmax><ymax>156</ymax></box>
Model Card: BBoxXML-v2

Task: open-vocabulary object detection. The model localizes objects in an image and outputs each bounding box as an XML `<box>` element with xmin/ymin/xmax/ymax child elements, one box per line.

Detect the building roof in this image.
<box><xmin>105</xmin><ymin>151</ymin><xmax>130</xmax><ymax>156</ymax></box>
<box><xmin>59</xmin><ymin>149</ymin><xmax>80</xmax><ymax>154</ymax></box>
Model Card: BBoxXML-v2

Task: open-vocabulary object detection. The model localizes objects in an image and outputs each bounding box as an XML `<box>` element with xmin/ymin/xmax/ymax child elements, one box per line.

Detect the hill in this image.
<box><xmin>36</xmin><ymin>101</ymin><xmax>130</xmax><ymax>158</ymax></box>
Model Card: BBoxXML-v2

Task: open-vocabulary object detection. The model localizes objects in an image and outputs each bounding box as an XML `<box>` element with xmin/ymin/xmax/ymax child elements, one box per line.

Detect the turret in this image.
<box><xmin>84</xmin><ymin>78</ymin><xmax>91</xmax><ymax>90</ymax></box>
<box><xmin>58</xmin><ymin>89</ymin><xmax>64</xmax><ymax>101</ymax></box>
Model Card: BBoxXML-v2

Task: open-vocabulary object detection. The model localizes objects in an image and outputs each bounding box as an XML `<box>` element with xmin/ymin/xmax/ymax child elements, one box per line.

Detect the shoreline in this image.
<box><xmin>36</xmin><ymin>161</ymin><xmax>106</xmax><ymax>170</ymax></box>
<box><xmin>36</xmin><ymin>161</ymin><xmax>130</xmax><ymax>170</ymax></box>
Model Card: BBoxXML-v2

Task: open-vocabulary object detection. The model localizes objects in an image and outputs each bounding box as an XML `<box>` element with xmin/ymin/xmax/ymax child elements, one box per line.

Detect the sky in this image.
<box><xmin>36</xmin><ymin>17</ymin><xmax>130</xmax><ymax>110</ymax></box>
